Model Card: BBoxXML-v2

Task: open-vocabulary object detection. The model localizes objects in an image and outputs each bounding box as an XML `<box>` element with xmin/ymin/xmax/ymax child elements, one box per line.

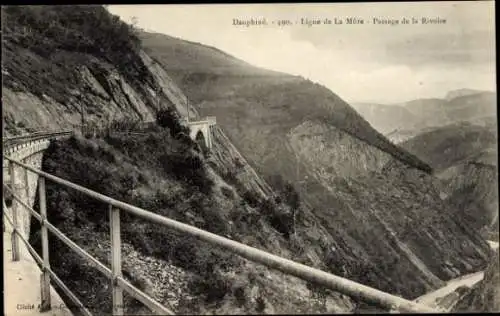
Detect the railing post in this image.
<box><xmin>39</xmin><ymin>177</ymin><xmax>51</xmax><ymax>312</ymax></box>
<box><xmin>24</xmin><ymin>167</ymin><xmax>30</xmax><ymax>207</ymax></box>
<box><xmin>109</xmin><ymin>205</ymin><xmax>123</xmax><ymax>315</ymax></box>
<box><xmin>9</xmin><ymin>161</ymin><xmax>20</xmax><ymax>261</ymax></box>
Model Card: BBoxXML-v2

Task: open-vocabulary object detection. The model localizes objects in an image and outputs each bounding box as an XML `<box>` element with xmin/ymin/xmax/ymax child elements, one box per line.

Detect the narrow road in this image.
<box><xmin>414</xmin><ymin>271</ymin><xmax>484</xmax><ymax>309</ymax></box>
<box><xmin>412</xmin><ymin>240</ymin><xmax>498</xmax><ymax>311</ymax></box>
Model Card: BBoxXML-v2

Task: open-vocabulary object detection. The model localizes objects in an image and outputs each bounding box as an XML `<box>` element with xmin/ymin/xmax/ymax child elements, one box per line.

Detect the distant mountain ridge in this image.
<box><xmin>445</xmin><ymin>88</ymin><xmax>491</xmax><ymax>101</ymax></box>
<box><xmin>353</xmin><ymin>90</ymin><xmax>496</xmax><ymax>143</ymax></box>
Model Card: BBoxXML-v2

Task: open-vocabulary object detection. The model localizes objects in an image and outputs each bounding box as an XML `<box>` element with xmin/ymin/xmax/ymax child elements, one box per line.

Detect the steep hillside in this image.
<box><xmin>31</xmin><ymin>132</ymin><xmax>358</xmax><ymax>314</ymax></box>
<box><xmin>140</xmin><ymin>31</ymin><xmax>432</xmax><ymax>174</ymax></box>
<box><xmin>140</xmin><ymin>30</ymin><xmax>492</xmax><ymax>299</ymax></box>
<box><xmin>403</xmin><ymin>92</ymin><xmax>496</xmax><ymax>129</ymax></box>
<box><xmin>2</xmin><ymin>5</ymin><xmax>169</xmax><ymax>135</ymax></box>
<box><xmin>399</xmin><ymin>122</ymin><xmax>498</xmax><ymax>240</ymax></box>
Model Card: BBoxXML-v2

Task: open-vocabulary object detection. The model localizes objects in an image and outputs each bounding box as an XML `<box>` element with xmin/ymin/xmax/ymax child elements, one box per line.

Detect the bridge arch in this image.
<box><xmin>186</xmin><ymin>116</ymin><xmax>216</xmax><ymax>150</ymax></box>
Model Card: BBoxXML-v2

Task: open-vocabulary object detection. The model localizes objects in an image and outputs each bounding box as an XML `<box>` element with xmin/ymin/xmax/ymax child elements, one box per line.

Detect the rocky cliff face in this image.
<box><xmin>287</xmin><ymin>120</ymin><xmax>491</xmax><ymax>293</ymax></box>
<box><xmin>400</xmin><ymin>122</ymin><xmax>498</xmax><ymax>239</ymax></box>
<box><xmin>2</xmin><ymin>5</ymin><xmax>172</xmax><ymax>136</ymax></box>
<box><xmin>3</xmin><ymin>63</ymin><xmax>159</xmax><ymax>135</ymax></box>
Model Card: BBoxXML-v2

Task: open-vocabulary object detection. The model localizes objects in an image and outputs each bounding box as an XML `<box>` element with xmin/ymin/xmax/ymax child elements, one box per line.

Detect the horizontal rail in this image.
<box><xmin>3</xmin><ymin>131</ymin><xmax>73</xmax><ymax>151</ymax></box>
<box><xmin>4</xmin><ymin>186</ymin><xmax>43</xmax><ymax>222</ymax></box>
<box><xmin>3</xmin><ymin>131</ymin><xmax>73</xmax><ymax>142</ymax></box>
<box><xmin>44</xmin><ymin>220</ymin><xmax>113</xmax><ymax>278</ymax></box>
<box><xmin>3</xmin><ymin>211</ymin><xmax>44</xmax><ymax>265</ymax></box>
<box><xmin>47</xmin><ymin>267</ymin><xmax>93</xmax><ymax>316</ymax></box>
<box><xmin>4</xmin><ymin>155</ymin><xmax>437</xmax><ymax>313</ymax></box>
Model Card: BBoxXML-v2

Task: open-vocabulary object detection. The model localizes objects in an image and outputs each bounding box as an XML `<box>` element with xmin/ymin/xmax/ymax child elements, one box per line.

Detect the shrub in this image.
<box><xmin>222</xmin><ymin>170</ymin><xmax>238</xmax><ymax>186</ymax></box>
<box><xmin>258</xmin><ymin>197</ymin><xmax>295</xmax><ymax>238</ymax></box>
<box><xmin>255</xmin><ymin>296</ymin><xmax>266</xmax><ymax>312</ymax></box>
<box><xmin>221</xmin><ymin>186</ymin><xmax>234</xmax><ymax>199</ymax></box>
<box><xmin>188</xmin><ymin>271</ymin><xmax>232</xmax><ymax>303</ymax></box>
<box><xmin>283</xmin><ymin>182</ymin><xmax>300</xmax><ymax>211</ymax></box>
<box><xmin>160</xmin><ymin>151</ymin><xmax>214</xmax><ymax>194</ymax></box>
<box><xmin>268</xmin><ymin>212</ymin><xmax>293</xmax><ymax>238</ymax></box>
<box><xmin>267</xmin><ymin>174</ymin><xmax>301</xmax><ymax>211</ymax></box>
<box><xmin>234</xmin><ymin>286</ymin><xmax>246</xmax><ymax>307</ymax></box>
<box><xmin>242</xmin><ymin>190</ymin><xmax>261</xmax><ymax>208</ymax></box>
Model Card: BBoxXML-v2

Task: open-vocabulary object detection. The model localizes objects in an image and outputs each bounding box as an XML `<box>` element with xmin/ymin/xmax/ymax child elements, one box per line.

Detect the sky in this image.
<box><xmin>108</xmin><ymin>2</ymin><xmax>496</xmax><ymax>104</ymax></box>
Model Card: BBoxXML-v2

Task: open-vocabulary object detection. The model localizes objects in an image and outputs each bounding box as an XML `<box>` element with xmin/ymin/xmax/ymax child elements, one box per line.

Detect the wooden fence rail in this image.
<box><xmin>3</xmin><ymin>156</ymin><xmax>437</xmax><ymax>315</ymax></box>
<box><xmin>3</xmin><ymin>134</ymin><xmax>438</xmax><ymax>315</ymax></box>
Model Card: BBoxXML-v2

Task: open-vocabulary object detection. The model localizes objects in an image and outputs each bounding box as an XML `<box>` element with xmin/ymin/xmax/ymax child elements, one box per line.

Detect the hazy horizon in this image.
<box><xmin>108</xmin><ymin>2</ymin><xmax>496</xmax><ymax>104</ymax></box>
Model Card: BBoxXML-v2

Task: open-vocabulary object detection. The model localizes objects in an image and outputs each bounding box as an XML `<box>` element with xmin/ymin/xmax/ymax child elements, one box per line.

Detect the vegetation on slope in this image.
<box><xmin>2</xmin><ymin>5</ymin><xmax>148</xmax><ymax>103</ymax></box>
<box><xmin>2</xmin><ymin>5</ymin><xmax>166</xmax><ymax>135</ymax></box>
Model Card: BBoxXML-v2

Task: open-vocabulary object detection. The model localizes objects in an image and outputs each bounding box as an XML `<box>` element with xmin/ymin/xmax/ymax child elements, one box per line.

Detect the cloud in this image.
<box><xmin>108</xmin><ymin>2</ymin><xmax>496</xmax><ymax>104</ymax></box>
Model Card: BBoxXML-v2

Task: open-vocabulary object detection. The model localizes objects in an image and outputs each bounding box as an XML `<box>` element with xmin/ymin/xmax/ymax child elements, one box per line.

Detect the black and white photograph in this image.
<box><xmin>2</xmin><ymin>2</ymin><xmax>497</xmax><ymax>315</ymax></box>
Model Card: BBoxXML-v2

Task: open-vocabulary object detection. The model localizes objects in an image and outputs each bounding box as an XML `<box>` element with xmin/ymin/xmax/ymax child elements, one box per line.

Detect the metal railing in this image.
<box><xmin>3</xmin><ymin>154</ymin><xmax>438</xmax><ymax>315</ymax></box>
<box><xmin>3</xmin><ymin>131</ymin><xmax>73</xmax><ymax>152</ymax></box>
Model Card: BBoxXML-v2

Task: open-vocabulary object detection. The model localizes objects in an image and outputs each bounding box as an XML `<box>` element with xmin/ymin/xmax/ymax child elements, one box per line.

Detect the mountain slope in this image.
<box><xmin>399</xmin><ymin>122</ymin><xmax>498</xmax><ymax>239</ymax></box>
<box><xmin>140</xmin><ymin>31</ymin><xmax>432</xmax><ymax>174</ymax></box>
<box><xmin>399</xmin><ymin>122</ymin><xmax>497</xmax><ymax>173</ymax></box>
<box><xmin>139</xmin><ymin>30</ymin><xmax>492</xmax><ymax>300</ymax></box>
